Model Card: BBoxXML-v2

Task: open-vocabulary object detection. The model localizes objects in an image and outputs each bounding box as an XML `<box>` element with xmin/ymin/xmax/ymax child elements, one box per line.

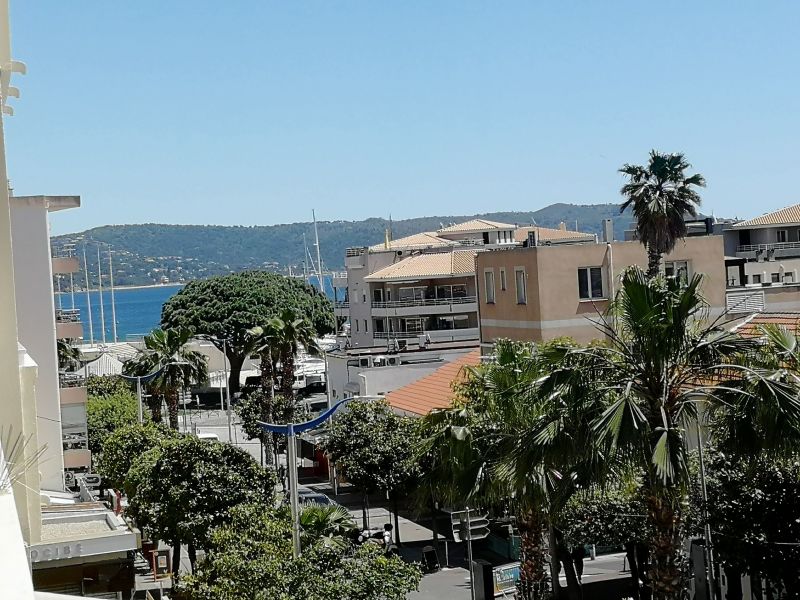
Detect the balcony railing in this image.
<box><xmin>372</xmin><ymin>296</ymin><xmax>477</xmax><ymax>309</ymax></box>
<box><xmin>333</xmin><ymin>301</ymin><xmax>350</xmax><ymax>308</ymax></box>
<box><xmin>738</xmin><ymin>242</ymin><xmax>800</xmax><ymax>252</ymax></box>
<box><xmin>51</xmin><ymin>245</ymin><xmax>76</xmax><ymax>259</ymax></box>
<box><xmin>55</xmin><ymin>308</ymin><xmax>81</xmax><ymax>323</ymax></box>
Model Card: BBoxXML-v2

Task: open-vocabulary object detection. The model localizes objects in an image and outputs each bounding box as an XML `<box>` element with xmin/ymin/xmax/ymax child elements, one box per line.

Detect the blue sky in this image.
<box><xmin>6</xmin><ymin>2</ymin><xmax>799</xmax><ymax>235</ymax></box>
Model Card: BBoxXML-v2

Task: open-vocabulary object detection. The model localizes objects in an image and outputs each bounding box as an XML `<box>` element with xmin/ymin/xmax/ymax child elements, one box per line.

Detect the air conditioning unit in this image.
<box><xmin>387</xmin><ymin>357</ymin><xmax>399</xmax><ymax>366</ymax></box>
<box><xmin>359</xmin><ymin>358</ymin><xmax>370</xmax><ymax>368</ymax></box>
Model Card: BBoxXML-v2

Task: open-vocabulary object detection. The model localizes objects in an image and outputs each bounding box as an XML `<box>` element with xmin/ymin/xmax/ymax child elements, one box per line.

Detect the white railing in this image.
<box><xmin>346</xmin><ymin>247</ymin><xmax>366</xmax><ymax>257</ymax></box>
<box><xmin>372</xmin><ymin>296</ymin><xmax>477</xmax><ymax>309</ymax></box>
<box><xmin>333</xmin><ymin>301</ymin><xmax>350</xmax><ymax>308</ymax></box>
<box><xmin>738</xmin><ymin>242</ymin><xmax>800</xmax><ymax>252</ymax></box>
<box><xmin>373</xmin><ymin>332</ymin><xmax>423</xmax><ymax>339</ymax></box>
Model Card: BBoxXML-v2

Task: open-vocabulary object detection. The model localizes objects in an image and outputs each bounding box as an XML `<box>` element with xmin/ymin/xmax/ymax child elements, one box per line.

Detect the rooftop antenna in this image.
<box><xmin>312</xmin><ymin>210</ymin><xmax>324</xmax><ymax>294</ymax></box>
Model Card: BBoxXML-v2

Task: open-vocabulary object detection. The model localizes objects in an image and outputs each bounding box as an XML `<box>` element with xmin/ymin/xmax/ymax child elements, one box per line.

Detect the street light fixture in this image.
<box><xmin>258</xmin><ymin>396</ymin><xmax>380</xmax><ymax>557</ymax></box>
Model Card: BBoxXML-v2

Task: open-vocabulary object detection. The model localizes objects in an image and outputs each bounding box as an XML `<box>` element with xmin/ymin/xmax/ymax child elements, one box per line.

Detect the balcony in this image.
<box><xmin>737</xmin><ymin>242</ymin><xmax>800</xmax><ymax>260</ymax></box>
<box><xmin>55</xmin><ymin>308</ymin><xmax>83</xmax><ymax>340</ymax></box>
<box><xmin>59</xmin><ymin>373</ymin><xmax>87</xmax><ymax>405</ymax></box>
<box><xmin>51</xmin><ymin>246</ymin><xmax>80</xmax><ymax>274</ymax></box>
<box><xmin>333</xmin><ymin>300</ymin><xmax>349</xmax><ymax>318</ymax></box>
<box><xmin>373</xmin><ymin>327</ymin><xmax>479</xmax><ymax>343</ymax></box>
<box><xmin>371</xmin><ymin>296</ymin><xmax>478</xmax><ymax>317</ymax></box>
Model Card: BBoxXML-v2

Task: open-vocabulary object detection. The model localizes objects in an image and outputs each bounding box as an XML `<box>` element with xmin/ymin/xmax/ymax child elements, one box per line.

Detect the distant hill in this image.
<box><xmin>53</xmin><ymin>203</ymin><xmax>632</xmax><ymax>287</ymax></box>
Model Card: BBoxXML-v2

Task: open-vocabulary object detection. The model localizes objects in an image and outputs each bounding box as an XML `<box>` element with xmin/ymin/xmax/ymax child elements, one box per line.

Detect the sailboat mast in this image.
<box><xmin>97</xmin><ymin>245</ymin><xmax>107</xmax><ymax>344</ymax></box>
<box><xmin>108</xmin><ymin>248</ymin><xmax>118</xmax><ymax>342</ymax></box>
<box><xmin>312</xmin><ymin>210</ymin><xmax>324</xmax><ymax>293</ymax></box>
<box><xmin>302</xmin><ymin>233</ymin><xmax>310</xmax><ymax>281</ymax></box>
<box><xmin>83</xmin><ymin>247</ymin><xmax>94</xmax><ymax>345</ymax></box>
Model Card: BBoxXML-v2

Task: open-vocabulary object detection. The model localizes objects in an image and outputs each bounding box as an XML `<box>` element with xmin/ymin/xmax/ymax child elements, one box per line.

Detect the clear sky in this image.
<box><xmin>6</xmin><ymin>2</ymin><xmax>799</xmax><ymax>235</ymax></box>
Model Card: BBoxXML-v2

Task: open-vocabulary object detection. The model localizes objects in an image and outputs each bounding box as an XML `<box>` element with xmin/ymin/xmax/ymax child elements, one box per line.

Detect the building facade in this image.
<box><xmin>477</xmin><ymin>235</ymin><xmax>727</xmax><ymax>346</ymax></box>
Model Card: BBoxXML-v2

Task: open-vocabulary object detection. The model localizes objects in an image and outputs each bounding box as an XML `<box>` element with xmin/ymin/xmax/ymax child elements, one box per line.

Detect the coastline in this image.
<box><xmin>56</xmin><ymin>282</ymin><xmax>186</xmax><ymax>293</ymax></box>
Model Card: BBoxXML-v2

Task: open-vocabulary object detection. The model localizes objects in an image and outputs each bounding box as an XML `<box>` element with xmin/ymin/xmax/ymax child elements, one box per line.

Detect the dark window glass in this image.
<box><xmin>578</xmin><ymin>269</ymin><xmax>589</xmax><ymax>299</ymax></box>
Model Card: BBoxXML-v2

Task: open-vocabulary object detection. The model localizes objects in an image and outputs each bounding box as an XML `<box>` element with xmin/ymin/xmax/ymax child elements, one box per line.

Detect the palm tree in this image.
<box><xmin>125</xmin><ymin>328</ymin><xmax>208</xmax><ymax>429</ymax></box>
<box><xmin>556</xmin><ymin>268</ymin><xmax>800</xmax><ymax>599</ymax></box>
<box><xmin>417</xmin><ymin>340</ymin><xmax>595</xmax><ymax>598</ymax></box>
<box><xmin>246</xmin><ymin>318</ymin><xmax>283</xmax><ymax>465</ymax></box>
<box><xmin>298</xmin><ymin>503</ymin><xmax>355</xmax><ymax>549</ymax></box>
<box><xmin>57</xmin><ymin>338</ymin><xmax>82</xmax><ymax>372</ymax></box>
<box><xmin>271</xmin><ymin>309</ymin><xmax>320</xmax><ymax>397</ymax></box>
<box><xmin>620</xmin><ymin>151</ymin><xmax>705</xmax><ymax>278</ymax></box>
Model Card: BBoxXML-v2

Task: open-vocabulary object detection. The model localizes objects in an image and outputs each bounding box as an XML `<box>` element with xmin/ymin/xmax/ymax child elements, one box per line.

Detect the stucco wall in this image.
<box><xmin>478</xmin><ymin>236</ymin><xmax>726</xmax><ymax>345</ymax></box>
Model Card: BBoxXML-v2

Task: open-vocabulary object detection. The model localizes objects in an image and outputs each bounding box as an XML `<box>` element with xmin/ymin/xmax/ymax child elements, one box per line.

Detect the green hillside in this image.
<box><xmin>53</xmin><ymin>203</ymin><xmax>632</xmax><ymax>287</ymax></box>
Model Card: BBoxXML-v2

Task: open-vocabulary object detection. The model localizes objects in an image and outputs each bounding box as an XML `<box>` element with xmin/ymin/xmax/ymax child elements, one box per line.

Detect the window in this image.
<box><xmin>373</xmin><ymin>289</ymin><xmax>383</xmax><ymax>303</ymax></box>
<box><xmin>362</xmin><ymin>292</ymin><xmax>367</xmax><ymax>303</ymax></box>
<box><xmin>578</xmin><ymin>267</ymin><xmax>604</xmax><ymax>300</ymax></box>
<box><xmin>771</xmin><ymin>273</ymin><xmax>781</xmax><ymax>283</ymax></box>
<box><xmin>785</xmin><ymin>272</ymin><xmax>794</xmax><ymax>284</ymax></box>
<box><xmin>500</xmin><ymin>268</ymin><xmax>507</xmax><ymax>291</ymax></box>
<box><xmin>751</xmin><ymin>274</ymin><xmax>762</xmax><ymax>284</ymax></box>
<box><xmin>515</xmin><ymin>268</ymin><xmax>527</xmax><ymax>304</ymax></box>
<box><xmin>435</xmin><ymin>284</ymin><xmax>467</xmax><ymax>300</ymax></box>
<box><xmin>355</xmin><ymin>320</ymin><xmax>359</xmax><ymax>332</ymax></box>
<box><xmin>778</xmin><ymin>230</ymin><xmax>788</xmax><ymax>243</ymax></box>
<box><xmin>364</xmin><ymin>319</ymin><xmax>368</xmax><ymax>332</ymax></box>
<box><xmin>664</xmin><ymin>260</ymin><xmax>690</xmax><ymax>284</ymax></box>
<box><xmin>399</xmin><ymin>287</ymin><xmax>426</xmax><ymax>301</ymax></box>
<box><xmin>484</xmin><ymin>270</ymin><xmax>496</xmax><ymax>303</ymax></box>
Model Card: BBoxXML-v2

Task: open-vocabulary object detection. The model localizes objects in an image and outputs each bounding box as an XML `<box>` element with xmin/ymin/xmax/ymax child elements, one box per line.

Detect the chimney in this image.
<box><xmin>704</xmin><ymin>217</ymin><xmax>714</xmax><ymax>235</ymax></box>
<box><xmin>602</xmin><ymin>219</ymin><xmax>614</xmax><ymax>243</ymax></box>
<box><xmin>559</xmin><ymin>221</ymin><xmax>566</xmax><ymax>231</ymax></box>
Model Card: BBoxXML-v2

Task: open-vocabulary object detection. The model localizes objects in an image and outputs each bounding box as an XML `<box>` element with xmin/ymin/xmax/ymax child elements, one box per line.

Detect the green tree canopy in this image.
<box><xmin>97</xmin><ymin>422</ymin><xmax>175</xmax><ymax>491</ymax></box>
<box><xmin>176</xmin><ymin>503</ymin><xmax>420</xmax><ymax>600</ymax></box>
<box><xmin>160</xmin><ymin>271</ymin><xmax>334</xmax><ymax>393</ymax></box>
<box><xmin>125</xmin><ymin>436</ymin><xmax>275</xmax><ymax>555</ymax></box>
<box><xmin>323</xmin><ymin>398</ymin><xmax>420</xmax><ymax>529</ymax></box>
<box><xmin>87</xmin><ymin>388</ymin><xmax>142</xmax><ymax>456</ymax></box>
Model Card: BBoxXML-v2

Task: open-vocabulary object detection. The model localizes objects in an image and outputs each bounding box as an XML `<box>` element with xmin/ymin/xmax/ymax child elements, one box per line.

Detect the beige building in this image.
<box><xmin>477</xmin><ymin>235</ymin><xmax>727</xmax><ymax>346</ymax></box>
<box><xmin>338</xmin><ymin>219</ymin><xmax>594</xmax><ymax>349</ymax></box>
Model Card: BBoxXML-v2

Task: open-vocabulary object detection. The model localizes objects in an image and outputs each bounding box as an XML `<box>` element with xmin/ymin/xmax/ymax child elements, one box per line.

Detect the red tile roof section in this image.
<box><xmin>385</xmin><ymin>349</ymin><xmax>481</xmax><ymax>416</ymax></box>
<box><xmin>731</xmin><ymin>313</ymin><xmax>800</xmax><ymax>337</ymax></box>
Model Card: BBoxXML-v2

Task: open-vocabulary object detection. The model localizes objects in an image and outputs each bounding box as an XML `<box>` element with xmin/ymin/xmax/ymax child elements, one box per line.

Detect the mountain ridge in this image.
<box><xmin>53</xmin><ymin>203</ymin><xmax>633</xmax><ymax>287</ymax></box>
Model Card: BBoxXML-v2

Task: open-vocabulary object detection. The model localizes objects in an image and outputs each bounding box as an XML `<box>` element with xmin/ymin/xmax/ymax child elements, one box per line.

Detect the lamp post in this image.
<box><xmin>120</xmin><ymin>360</ymin><xmax>190</xmax><ymax>425</ymax></box>
<box><xmin>259</xmin><ymin>397</ymin><xmax>362</xmax><ymax>557</ymax></box>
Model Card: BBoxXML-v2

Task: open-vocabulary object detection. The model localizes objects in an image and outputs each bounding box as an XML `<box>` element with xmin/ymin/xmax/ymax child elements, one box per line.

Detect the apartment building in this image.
<box><xmin>477</xmin><ymin>234</ymin><xmax>726</xmax><ymax>346</ymax></box>
<box><xmin>338</xmin><ymin>219</ymin><xmax>593</xmax><ymax>349</ymax></box>
<box><xmin>723</xmin><ymin>204</ymin><xmax>800</xmax><ymax>314</ymax></box>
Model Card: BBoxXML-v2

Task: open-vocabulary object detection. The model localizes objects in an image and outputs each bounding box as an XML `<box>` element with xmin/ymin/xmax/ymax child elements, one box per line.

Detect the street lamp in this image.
<box><xmin>258</xmin><ymin>397</ymin><xmax>359</xmax><ymax>557</ymax></box>
<box><xmin>120</xmin><ymin>360</ymin><xmax>190</xmax><ymax>425</ymax></box>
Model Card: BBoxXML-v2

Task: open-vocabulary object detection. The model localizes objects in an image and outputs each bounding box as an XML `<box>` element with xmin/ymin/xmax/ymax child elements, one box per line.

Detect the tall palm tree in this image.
<box><xmin>417</xmin><ymin>340</ymin><xmax>595</xmax><ymax>599</ymax></box>
<box><xmin>125</xmin><ymin>328</ymin><xmax>208</xmax><ymax>430</ymax></box>
<box><xmin>620</xmin><ymin>151</ymin><xmax>705</xmax><ymax>278</ymax></box>
<box><xmin>556</xmin><ymin>268</ymin><xmax>800</xmax><ymax>599</ymax></box>
<box><xmin>246</xmin><ymin>317</ymin><xmax>283</xmax><ymax>465</ymax></box>
<box><xmin>271</xmin><ymin>309</ymin><xmax>320</xmax><ymax>397</ymax></box>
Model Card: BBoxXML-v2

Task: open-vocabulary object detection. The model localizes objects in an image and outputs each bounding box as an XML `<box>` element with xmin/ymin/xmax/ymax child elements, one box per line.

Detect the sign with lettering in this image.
<box><xmin>29</xmin><ymin>542</ymin><xmax>83</xmax><ymax>563</ymax></box>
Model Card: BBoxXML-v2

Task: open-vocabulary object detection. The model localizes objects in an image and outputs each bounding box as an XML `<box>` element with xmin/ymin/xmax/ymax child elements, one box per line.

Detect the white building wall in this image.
<box><xmin>10</xmin><ymin>198</ymin><xmax>65</xmax><ymax>490</ymax></box>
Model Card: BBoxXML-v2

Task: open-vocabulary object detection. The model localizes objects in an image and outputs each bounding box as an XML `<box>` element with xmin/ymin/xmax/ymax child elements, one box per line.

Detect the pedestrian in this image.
<box><xmin>571</xmin><ymin>545</ymin><xmax>587</xmax><ymax>581</ymax></box>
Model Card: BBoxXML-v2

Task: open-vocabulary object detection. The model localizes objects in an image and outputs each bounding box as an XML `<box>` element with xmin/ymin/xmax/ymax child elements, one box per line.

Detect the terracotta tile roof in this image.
<box><xmin>732</xmin><ymin>204</ymin><xmax>800</xmax><ymax>228</ymax></box>
<box><xmin>369</xmin><ymin>232</ymin><xmax>456</xmax><ymax>252</ymax></box>
<box><xmin>730</xmin><ymin>313</ymin><xmax>800</xmax><ymax>337</ymax></box>
<box><xmin>385</xmin><ymin>349</ymin><xmax>481</xmax><ymax>416</ymax></box>
<box><xmin>364</xmin><ymin>250</ymin><xmax>476</xmax><ymax>282</ymax></box>
<box><xmin>513</xmin><ymin>226</ymin><xmax>595</xmax><ymax>243</ymax></box>
<box><xmin>437</xmin><ymin>219</ymin><xmax>514</xmax><ymax>234</ymax></box>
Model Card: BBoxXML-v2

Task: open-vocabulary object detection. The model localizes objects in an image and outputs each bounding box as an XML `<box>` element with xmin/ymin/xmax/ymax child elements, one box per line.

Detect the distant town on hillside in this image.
<box><xmin>52</xmin><ymin>203</ymin><xmax>637</xmax><ymax>288</ymax></box>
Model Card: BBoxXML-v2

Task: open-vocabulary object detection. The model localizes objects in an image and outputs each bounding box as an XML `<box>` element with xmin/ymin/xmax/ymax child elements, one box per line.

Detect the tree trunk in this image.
<box><xmin>646</xmin><ymin>244</ymin><xmax>662</xmax><ymax>279</ymax></box>
<box><xmin>393</xmin><ymin>492</ymin><xmax>402</xmax><ymax>547</ymax></box>
<box><xmin>724</xmin><ymin>565</ymin><xmax>743</xmax><ymax>600</ymax></box>
<box><xmin>188</xmin><ymin>542</ymin><xmax>197</xmax><ymax>574</ymax></box>
<box><xmin>281</xmin><ymin>348</ymin><xmax>295</xmax><ymax>398</ymax></box>
<box><xmin>227</xmin><ymin>353</ymin><xmax>245</xmax><ymax>396</ymax></box>
<box><xmin>147</xmin><ymin>394</ymin><xmax>163</xmax><ymax>424</ymax></box>
<box><xmin>517</xmin><ymin>511</ymin><xmax>548</xmax><ymax>599</ymax></box>
<box><xmin>646</xmin><ymin>490</ymin><xmax>684</xmax><ymax>600</ymax></box>
<box><xmin>166</xmin><ymin>387</ymin><xmax>180</xmax><ymax>430</ymax></box>
<box><xmin>172</xmin><ymin>541</ymin><xmax>181</xmax><ymax>579</ymax></box>
<box><xmin>259</xmin><ymin>348</ymin><xmax>275</xmax><ymax>466</ymax></box>
<box><xmin>558</xmin><ymin>547</ymin><xmax>583</xmax><ymax>600</ymax></box>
